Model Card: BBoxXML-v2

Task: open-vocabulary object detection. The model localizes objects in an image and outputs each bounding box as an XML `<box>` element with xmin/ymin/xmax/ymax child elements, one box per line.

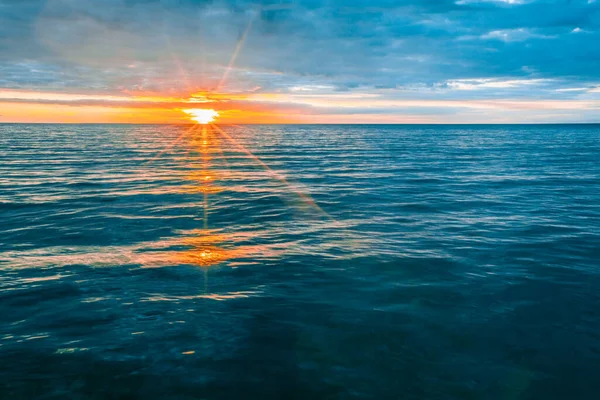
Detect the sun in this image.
<box><xmin>184</xmin><ymin>109</ymin><xmax>219</xmax><ymax>124</ymax></box>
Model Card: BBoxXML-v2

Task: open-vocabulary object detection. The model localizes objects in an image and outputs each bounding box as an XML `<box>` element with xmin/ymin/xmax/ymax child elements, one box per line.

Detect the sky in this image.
<box><xmin>1</xmin><ymin>0</ymin><xmax>600</xmax><ymax>123</ymax></box>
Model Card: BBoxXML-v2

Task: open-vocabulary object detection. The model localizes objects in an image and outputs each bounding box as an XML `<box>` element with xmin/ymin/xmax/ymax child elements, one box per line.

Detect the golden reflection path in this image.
<box><xmin>175</xmin><ymin>124</ymin><xmax>230</xmax><ymax>269</ymax></box>
<box><xmin>157</xmin><ymin>123</ymin><xmax>281</xmax><ymax>271</ymax></box>
<box><xmin>202</xmin><ymin>125</ymin><xmax>209</xmax><ymax>229</ymax></box>
<box><xmin>143</xmin><ymin>122</ymin><xmax>336</xmax><ymax>271</ymax></box>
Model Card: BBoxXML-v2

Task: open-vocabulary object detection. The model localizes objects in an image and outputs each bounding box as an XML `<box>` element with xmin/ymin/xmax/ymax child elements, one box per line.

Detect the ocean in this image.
<box><xmin>1</xmin><ymin>124</ymin><xmax>599</xmax><ymax>399</ymax></box>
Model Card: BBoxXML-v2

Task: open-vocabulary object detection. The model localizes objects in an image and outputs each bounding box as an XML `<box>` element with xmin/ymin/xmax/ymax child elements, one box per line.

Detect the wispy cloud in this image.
<box><xmin>479</xmin><ymin>28</ymin><xmax>556</xmax><ymax>42</ymax></box>
<box><xmin>443</xmin><ymin>78</ymin><xmax>554</xmax><ymax>90</ymax></box>
<box><xmin>1</xmin><ymin>0</ymin><xmax>600</xmax><ymax>122</ymax></box>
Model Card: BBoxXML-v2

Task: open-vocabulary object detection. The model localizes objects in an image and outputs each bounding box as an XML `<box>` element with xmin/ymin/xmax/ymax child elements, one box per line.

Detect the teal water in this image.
<box><xmin>1</xmin><ymin>124</ymin><xmax>600</xmax><ymax>399</ymax></box>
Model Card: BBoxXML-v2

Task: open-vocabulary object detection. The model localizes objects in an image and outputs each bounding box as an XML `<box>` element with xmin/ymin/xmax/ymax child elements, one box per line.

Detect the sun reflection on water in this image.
<box><xmin>176</xmin><ymin>125</ymin><xmax>229</xmax><ymax>267</ymax></box>
<box><xmin>139</xmin><ymin>123</ymin><xmax>334</xmax><ymax>271</ymax></box>
<box><xmin>157</xmin><ymin>124</ymin><xmax>279</xmax><ymax>269</ymax></box>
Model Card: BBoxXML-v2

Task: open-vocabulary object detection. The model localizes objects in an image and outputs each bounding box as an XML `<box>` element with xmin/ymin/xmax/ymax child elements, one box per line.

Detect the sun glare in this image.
<box><xmin>184</xmin><ymin>108</ymin><xmax>219</xmax><ymax>124</ymax></box>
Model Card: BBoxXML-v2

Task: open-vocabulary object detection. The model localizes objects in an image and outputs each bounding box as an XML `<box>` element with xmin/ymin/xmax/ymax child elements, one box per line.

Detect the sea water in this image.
<box><xmin>1</xmin><ymin>124</ymin><xmax>599</xmax><ymax>399</ymax></box>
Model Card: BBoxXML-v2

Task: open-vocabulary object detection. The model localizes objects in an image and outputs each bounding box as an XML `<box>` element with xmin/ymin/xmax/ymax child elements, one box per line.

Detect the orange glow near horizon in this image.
<box><xmin>184</xmin><ymin>108</ymin><xmax>220</xmax><ymax>124</ymax></box>
<box><xmin>0</xmin><ymin>82</ymin><xmax>315</xmax><ymax>123</ymax></box>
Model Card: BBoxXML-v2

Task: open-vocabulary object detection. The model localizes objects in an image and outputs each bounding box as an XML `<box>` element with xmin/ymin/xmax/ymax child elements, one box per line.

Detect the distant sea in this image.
<box><xmin>1</xmin><ymin>124</ymin><xmax>599</xmax><ymax>399</ymax></box>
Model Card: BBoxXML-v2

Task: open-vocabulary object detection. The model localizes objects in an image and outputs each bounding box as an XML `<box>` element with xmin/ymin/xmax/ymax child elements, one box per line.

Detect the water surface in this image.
<box><xmin>1</xmin><ymin>124</ymin><xmax>600</xmax><ymax>399</ymax></box>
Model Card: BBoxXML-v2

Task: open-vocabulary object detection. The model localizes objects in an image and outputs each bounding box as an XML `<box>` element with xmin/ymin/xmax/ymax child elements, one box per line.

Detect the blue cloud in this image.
<box><xmin>1</xmin><ymin>0</ymin><xmax>600</xmax><ymax>121</ymax></box>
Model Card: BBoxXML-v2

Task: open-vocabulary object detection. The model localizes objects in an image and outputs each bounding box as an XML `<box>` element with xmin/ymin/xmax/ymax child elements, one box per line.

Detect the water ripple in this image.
<box><xmin>1</xmin><ymin>124</ymin><xmax>600</xmax><ymax>398</ymax></box>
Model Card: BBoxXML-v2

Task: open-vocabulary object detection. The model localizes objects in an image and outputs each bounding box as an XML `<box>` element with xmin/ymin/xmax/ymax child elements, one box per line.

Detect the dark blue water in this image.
<box><xmin>1</xmin><ymin>124</ymin><xmax>600</xmax><ymax>399</ymax></box>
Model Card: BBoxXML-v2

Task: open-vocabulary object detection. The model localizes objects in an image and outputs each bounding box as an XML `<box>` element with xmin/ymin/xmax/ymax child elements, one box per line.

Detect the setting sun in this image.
<box><xmin>184</xmin><ymin>108</ymin><xmax>219</xmax><ymax>124</ymax></box>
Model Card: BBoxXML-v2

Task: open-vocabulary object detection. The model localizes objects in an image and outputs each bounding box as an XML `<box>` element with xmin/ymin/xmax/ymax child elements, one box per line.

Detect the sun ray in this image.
<box><xmin>171</xmin><ymin>53</ymin><xmax>193</xmax><ymax>94</ymax></box>
<box><xmin>164</xmin><ymin>34</ymin><xmax>194</xmax><ymax>95</ymax></box>
<box><xmin>210</xmin><ymin>124</ymin><xmax>332</xmax><ymax>218</ymax></box>
<box><xmin>144</xmin><ymin>124</ymin><xmax>199</xmax><ymax>165</ymax></box>
<box><xmin>216</xmin><ymin>16</ymin><xmax>255</xmax><ymax>91</ymax></box>
<box><xmin>207</xmin><ymin>125</ymin><xmax>232</xmax><ymax>171</ymax></box>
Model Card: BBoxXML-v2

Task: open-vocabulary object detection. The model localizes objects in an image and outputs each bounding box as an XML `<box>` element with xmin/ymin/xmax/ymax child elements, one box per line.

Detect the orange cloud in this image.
<box><xmin>0</xmin><ymin>102</ymin><xmax>186</xmax><ymax>124</ymax></box>
<box><xmin>0</xmin><ymin>89</ymin><xmax>310</xmax><ymax>124</ymax></box>
<box><xmin>3</xmin><ymin>88</ymin><xmax>600</xmax><ymax>124</ymax></box>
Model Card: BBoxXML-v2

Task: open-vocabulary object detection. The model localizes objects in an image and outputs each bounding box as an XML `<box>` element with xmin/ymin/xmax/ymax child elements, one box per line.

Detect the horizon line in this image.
<box><xmin>1</xmin><ymin>122</ymin><xmax>600</xmax><ymax>126</ymax></box>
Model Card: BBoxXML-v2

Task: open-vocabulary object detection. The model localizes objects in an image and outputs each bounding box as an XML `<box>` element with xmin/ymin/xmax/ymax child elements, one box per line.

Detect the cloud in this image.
<box><xmin>443</xmin><ymin>78</ymin><xmax>554</xmax><ymax>90</ymax></box>
<box><xmin>1</xmin><ymin>0</ymin><xmax>600</xmax><ymax>122</ymax></box>
<box><xmin>478</xmin><ymin>28</ymin><xmax>556</xmax><ymax>42</ymax></box>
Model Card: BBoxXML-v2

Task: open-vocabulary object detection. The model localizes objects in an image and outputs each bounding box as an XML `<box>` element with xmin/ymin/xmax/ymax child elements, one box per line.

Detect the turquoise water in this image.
<box><xmin>1</xmin><ymin>124</ymin><xmax>600</xmax><ymax>399</ymax></box>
